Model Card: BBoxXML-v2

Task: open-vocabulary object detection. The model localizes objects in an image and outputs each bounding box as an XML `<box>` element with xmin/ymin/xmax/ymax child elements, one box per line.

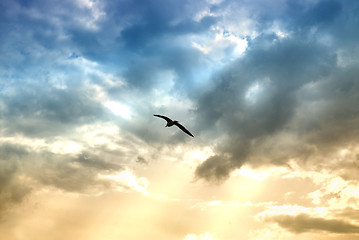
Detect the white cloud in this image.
<box><xmin>104</xmin><ymin>100</ymin><xmax>132</xmax><ymax>119</ymax></box>
<box><xmin>191</xmin><ymin>27</ymin><xmax>248</xmax><ymax>61</ymax></box>
<box><xmin>0</xmin><ymin>135</ymin><xmax>83</xmax><ymax>154</ymax></box>
<box><xmin>75</xmin><ymin>0</ymin><xmax>106</xmax><ymax>30</ymax></box>
<box><xmin>192</xmin><ymin>42</ymin><xmax>210</xmax><ymax>54</ymax></box>
<box><xmin>98</xmin><ymin>169</ymin><xmax>149</xmax><ymax>195</ymax></box>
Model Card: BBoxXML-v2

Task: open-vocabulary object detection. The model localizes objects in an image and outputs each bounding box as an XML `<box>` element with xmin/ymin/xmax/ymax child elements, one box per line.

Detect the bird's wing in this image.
<box><xmin>174</xmin><ymin>122</ymin><xmax>194</xmax><ymax>137</ymax></box>
<box><xmin>153</xmin><ymin>114</ymin><xmax>172</xmax><ymax>123</ymax></box>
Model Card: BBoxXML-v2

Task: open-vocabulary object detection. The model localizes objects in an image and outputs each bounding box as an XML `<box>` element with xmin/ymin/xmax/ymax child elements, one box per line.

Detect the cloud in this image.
<box><xmin>193</xmin><ymin>0</ymin><xmax>359</xmax><ymax>181</ymax></box>
<box><xmin>193</xmin><ymin>35</ymin><xmax>335</xmax><ymax>180</ymax></box>
<box><xmin>0</xmin><ymin>144</ymin><xmax>32</xmax><ymax>211</ymax></box>
<box><xmin>136</xmin><ymin>156</ymin><xmax>148</xmax><ymax>165</ymax></box>
<box><xmin>1</xmin><ymin>5</ymin><xmax>359</xmax><ymax>239</ymax></box>
<box><xmin>1</xmin><ymin>82</ymin><xmax>108</xmax><ymax>137</ymax></box>
<box><xmin>269</xmin><ymin>213</ymin><xmax>359</xmax><ymax>234</ymax></box>
<box><xmin>119</xmin><ymin>14</ymin><xmax>218</xmax><ymax>50</ymax></box>
<box><xmin>195</xmin><ymin>155</ymin><xmax>234</xmax><ymax>182</ymax></box>
<box><xmin>0</xmin><ymin>142</ymin><xmax>126</xmax><ymax>211</ymax></box>
<box><xmin>3</xmin><ymin>0</ymin><xmax>358</xmax><ymax>186</ymax></box>
<box><xmin>333</xmin><ymin>207</ymin><xmax>359</xmax><ymax>221</ymax></box>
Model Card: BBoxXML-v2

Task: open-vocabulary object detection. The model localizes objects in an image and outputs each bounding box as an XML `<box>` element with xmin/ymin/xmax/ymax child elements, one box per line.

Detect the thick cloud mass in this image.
<box><xmin>1</xmin><ymin>0</ymin><xmax>358</xmax><ymax>191</ymax></box>
<box><xmin>194</xmin><ymin>1</ymin><xmax>359</xmax><ymax>181</ymax></box>
<box><xmin>1</xmin><ymin>0</ymin><xmax>358</xmax><ymax>185</ymax></box>
<box><xmin>1</xmin><ymin>0</ymin><xmax>359</xmax><ymax>238</ymax></box>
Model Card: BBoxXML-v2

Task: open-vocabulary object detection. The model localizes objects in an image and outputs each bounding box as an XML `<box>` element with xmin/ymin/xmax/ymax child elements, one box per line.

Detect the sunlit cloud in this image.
<box><xmin>1</xmin><ymin>0</ymin><xmax>359</xmax><ymax>239</ymax></box>
<box><xmin>98</xmin><ymin>170</ymin><xmax>149</xmax><ymax>195</ymax></box>
<box><xmin>104</xmin><ymin>101</ymin><xmax>132</xmax><ymax>119</ymax></box>
<box><xmin>191</xmin><ymin>26</ymin><xmax>248</xmax><ymax>62</ymax></box>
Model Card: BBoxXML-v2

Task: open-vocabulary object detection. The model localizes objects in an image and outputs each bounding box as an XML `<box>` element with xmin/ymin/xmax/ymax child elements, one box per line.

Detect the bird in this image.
<box><xmin>153</xmin><ymin>114</ymin><xmax>194</xmax><ymax>137</ymax></box>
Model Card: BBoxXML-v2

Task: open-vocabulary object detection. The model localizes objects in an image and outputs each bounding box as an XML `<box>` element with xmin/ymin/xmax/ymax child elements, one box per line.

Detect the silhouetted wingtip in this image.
<box><xmin>153</xmin><ymin>114</ymin><xmax>172</xmax><ymax>122</ymax></box>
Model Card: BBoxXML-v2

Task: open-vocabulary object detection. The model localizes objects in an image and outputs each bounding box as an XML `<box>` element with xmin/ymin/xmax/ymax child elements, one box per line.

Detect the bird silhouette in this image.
<box><xmin>153</xmin><ymin>114</ymin><xmax>194</xmax><ymax>137</ymax></box>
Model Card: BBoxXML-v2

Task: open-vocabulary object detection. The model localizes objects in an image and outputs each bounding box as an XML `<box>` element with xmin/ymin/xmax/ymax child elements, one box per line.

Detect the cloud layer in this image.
<box><xmin>194</xmin><ymin>0</ymin><xmax>359</xmax><ymax>181</ymax></box>
<box><xmin>270</xmin><ymin>213</ymin><xmax>359</xmax><ymax>234</ymax></box>
<box><xmin>1</xmin><ymin>0</ymin><xmax>359</xmax><ymax>239</ymax></box>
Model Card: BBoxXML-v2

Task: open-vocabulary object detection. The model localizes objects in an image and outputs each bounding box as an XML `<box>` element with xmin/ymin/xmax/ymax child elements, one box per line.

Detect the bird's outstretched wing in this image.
<box><xmin>153</xmin><ymin>114</ymin><xmax>172</xmax><ymax>123</ymax></box>
<box><xmin>174</xmin><ymin>122</ymin><xmax>194</xmax><ymax>137</ymax></box>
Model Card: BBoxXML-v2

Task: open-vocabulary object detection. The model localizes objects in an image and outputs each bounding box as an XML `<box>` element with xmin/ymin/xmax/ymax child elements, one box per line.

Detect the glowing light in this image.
<box><xmin>214</xmin><ymin>29</ymin><xmax>248</xmax><ymax>57</ymax></box>
<box><xmin>259</xmin><ymin>205</ymin><xmax>310</xmax><ymax>217</ymax></box>
<box><xmin>98</xmin><ymin>170</ymin><xmax>149</xmax><ymax>195</ymax></box>
<box><xmin>183</xmin><ymin>232</ymin><xmax>219</xmax><ymax>240</ymax></box>
<box><xmin>0</xmin><ymin>135</ymin><xmax>83</xmax><ymax>154</ymax></box>
<box><xmin>276</xmin><ymin>31</ymin><xmax>288</xmax><ymax>38</ymax></box>
<box><xmin>234</xmin><ymin>166</ymin><xmax>269</xmax><ymax>181</ymax></box>
<box><xmin>339</xmin><ymin>148</ymin><xmax>349</xmax><ymax>156</ymax></box>
<box><xmin>104</xmin><ymin>101</ymin><xmax>131</xmax><ymax>119</ymax></box>
<box><xmin>232</xmin><ymin>165</ymin><xmax>290</xmax><ymax>181</ymax></box>
<box><xmin>51</xmin><ymin>140</ymin><xmax>83</xmax><ymax>154</ymax></box>
<box><xmin>184</xmin><ymin>147</ymin><xmax>215</xmax><ymax>166</ymax></box>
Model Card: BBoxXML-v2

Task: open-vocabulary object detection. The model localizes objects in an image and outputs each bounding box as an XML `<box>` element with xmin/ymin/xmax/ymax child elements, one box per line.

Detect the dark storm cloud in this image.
<box><xmin>194</xmin><ymin>36</ymin><xmax>336</xmax><ymax>181</ymax></box>
<box><xmin>194</xmin><ymin>0</ymin><xmax>359</xmax><ymax>181</ymax></box>
<box><xmin>270</xmin><ymin>213</ymin><xmax>359</xmax><ymax>234</ymax></box>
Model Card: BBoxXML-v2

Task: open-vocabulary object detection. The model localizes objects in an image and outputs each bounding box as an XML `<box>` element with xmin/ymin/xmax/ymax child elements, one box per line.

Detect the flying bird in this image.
<box><xmin>153</xmin><ymin>114</ymin><xmax>194</xmax><ymax>137</ymax></box>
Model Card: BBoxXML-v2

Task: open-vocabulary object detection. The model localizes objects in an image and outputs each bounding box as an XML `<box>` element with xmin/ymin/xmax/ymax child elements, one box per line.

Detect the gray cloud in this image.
<box><xmin>1</xmin><ymin>0</ymin><xmax>359</xmax><ymax>187</ymax></box>
<box><xmin>30</xmin><ymin>152</ymin><xmax>118</xmax><ymax>192</ymax></box>
<box><xmin>269</xmin><ymin>213</ymin><xmax>359</xmax><ymax>234</ymax></box>
<box><xmin>136</xmin><ymin>156</ymin><xmax>148</xmax><ymax>165</ymax></box>
<box><xmin>333</xmin><ymin>208</ymin><xmax>359</xmax><ymax>221</ymax></box>
<box><xmin>194</xmin><ymin>155</ymin><xmax>234</xmax><ymax>182</ymax></box>
<box><xmin>0</xmin><ymin>143</ymin><xmax>125</xmax><ymax>210</ymax></box>
<box><xmin>1</xmin><ymin>81</ymin><xmax>109</xmax><ymax>137</ymax></box>
<box><xmin>0</xmin><ymin>144</ymin><xmax>32</xmax><ymax>211</ymax></box>
<box><xmin>193</xmin><ymin>1</ymin><xmax>359</xmax><ymax>182</ymax></box>
<box><xmin>193</xmin><ymin>37</ymin><xmax>336</xmax><ymax>181</ymax></box>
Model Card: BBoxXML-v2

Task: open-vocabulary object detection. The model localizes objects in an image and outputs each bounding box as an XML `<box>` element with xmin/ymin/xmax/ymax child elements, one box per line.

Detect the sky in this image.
<box><xmin>1</xmin><ymin>0</ymin><xmax>359</xmax><ymax>239</ymax></box>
